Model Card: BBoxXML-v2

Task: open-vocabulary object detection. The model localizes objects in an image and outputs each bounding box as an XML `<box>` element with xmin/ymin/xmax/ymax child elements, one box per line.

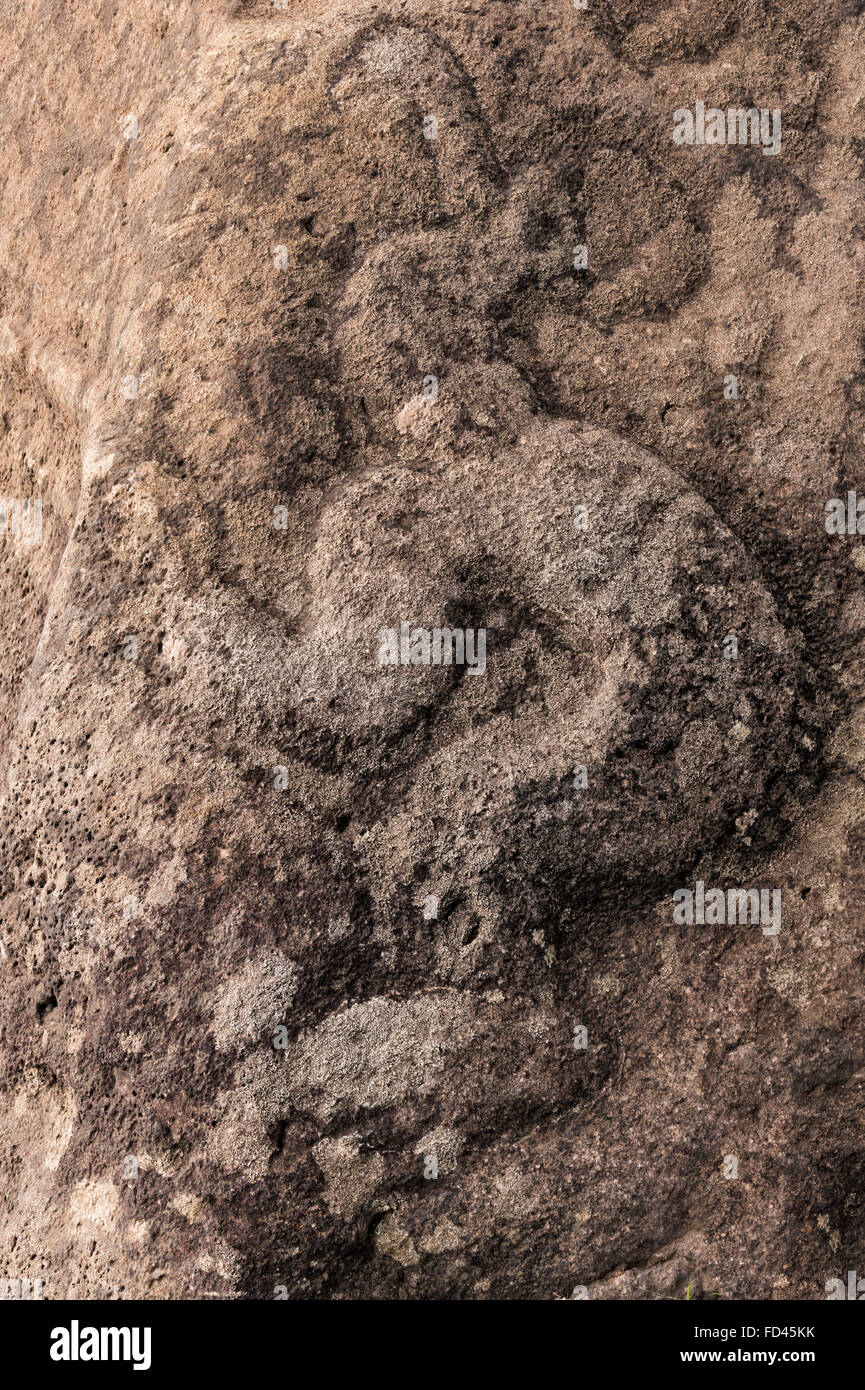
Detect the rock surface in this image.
<box><xmin>1</xmin><ymin>0</ymin><xmax>865</xmax><ymax>1299</ymax></box>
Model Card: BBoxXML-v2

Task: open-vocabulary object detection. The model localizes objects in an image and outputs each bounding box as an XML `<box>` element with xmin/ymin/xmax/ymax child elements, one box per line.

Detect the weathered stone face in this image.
<box><xmin>0</xmin><ymin>0</ymin><xmax>863</xmax><ymax>1302</ymax></box>
<box><xmin>281</xmin><ymin>439</ymin><xmax>803</xmax><ymax>1006</ymax></box>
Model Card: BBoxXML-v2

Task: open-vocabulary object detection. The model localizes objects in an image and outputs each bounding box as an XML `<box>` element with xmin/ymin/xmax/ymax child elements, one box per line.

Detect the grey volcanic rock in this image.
<box><xmin>294</xmin><ymin>414</ymin><xmax>805</xmax><ymax>954</ymax></box>
<box><xmin>0</xmin><ymin>0</ymin><xmax>863</xmax><ymax>1303</ymax></box>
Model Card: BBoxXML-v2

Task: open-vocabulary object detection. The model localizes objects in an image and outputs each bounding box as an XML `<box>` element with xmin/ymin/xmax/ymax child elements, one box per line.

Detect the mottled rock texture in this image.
<box><xmin>1</xmin><ymin>0</ymin><xmax>865</xmax><ymax>1300</ymax></box>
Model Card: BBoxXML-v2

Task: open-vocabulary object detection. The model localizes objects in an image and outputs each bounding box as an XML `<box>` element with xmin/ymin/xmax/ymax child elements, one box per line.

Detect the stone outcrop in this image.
<box><xmin>1</xmin><ymin>0</ymin><xmax>865</xmax><ymax>1299</ymax></box>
